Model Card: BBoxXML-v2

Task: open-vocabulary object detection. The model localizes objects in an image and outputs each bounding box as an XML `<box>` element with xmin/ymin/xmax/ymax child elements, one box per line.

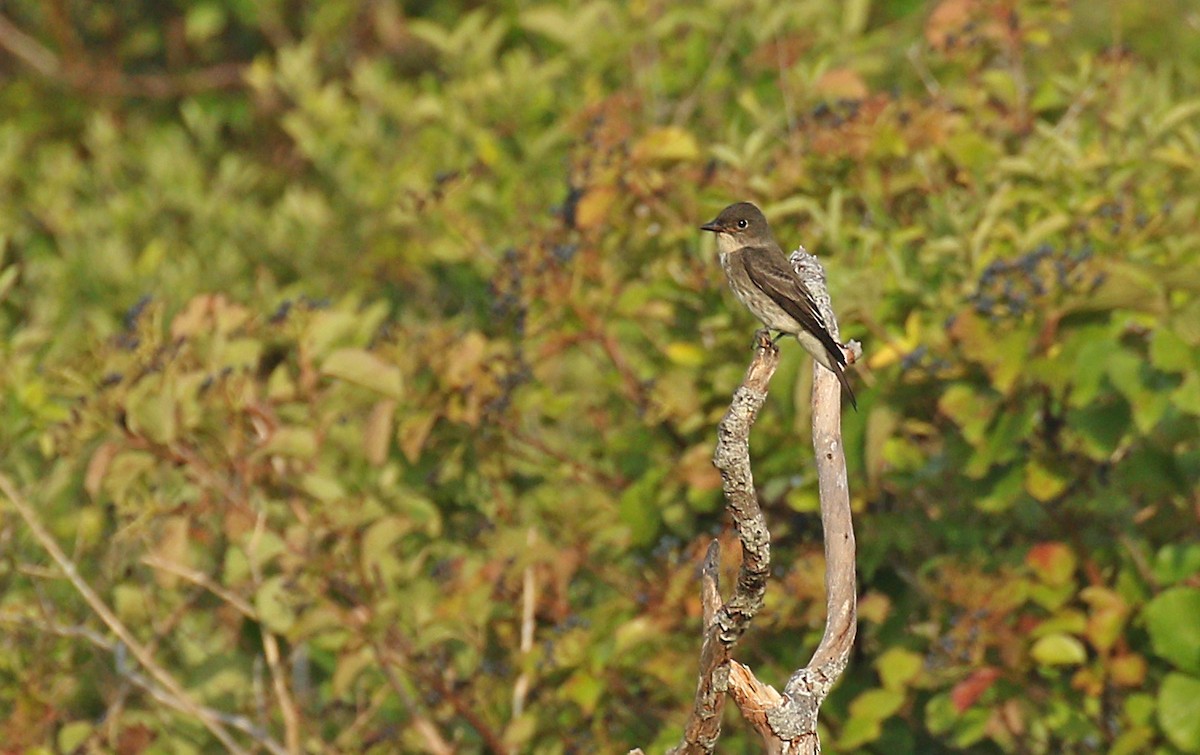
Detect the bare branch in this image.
<box><xmin>668</xmin><ymin>541</ymin><xmax>727</xmax><ymax>754</ymax></box>
<box><xmin>769</xmin><ymin>249</ymin><xmax>859</xmax><ymax>753</ymax></box>
<box><xmin>788</xmin><ymin>251</ymin><xmax>858</xmax><ymax>679</ymax></box>
<box><xmin>668</xmin><ymin>334</ymin><xmax>780</xmax><ymax>753</ymax></box>
<box><xmin>711</xmin><ymin>332</ymin><xmax>779</xmax><ymax>644</ymax></box>
<box><xmin>262</xmin><ymin>630</ymin><xmax>302</xmax><ymax>755</ymax></box>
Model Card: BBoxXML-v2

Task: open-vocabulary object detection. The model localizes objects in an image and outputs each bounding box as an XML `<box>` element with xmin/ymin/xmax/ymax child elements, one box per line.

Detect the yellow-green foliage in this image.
<box><xmin>2</xmin><ymin>0</ymin><xmax>1199</xmax><ymax>752</ymax></box>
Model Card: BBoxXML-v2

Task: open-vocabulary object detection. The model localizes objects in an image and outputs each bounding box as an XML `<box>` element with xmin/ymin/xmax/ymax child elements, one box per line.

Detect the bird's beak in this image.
<box><xmin>699</xmin><ymin>220</ymin><xmax>721</xmax><ymax>233</ymax></box>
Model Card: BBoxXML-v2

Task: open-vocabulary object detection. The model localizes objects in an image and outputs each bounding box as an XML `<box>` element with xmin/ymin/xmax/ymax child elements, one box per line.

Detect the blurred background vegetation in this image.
<box><xmin>1</xmin><ymin>0</ymin><xmax>1199</xmax><ymax>752</ymax></box>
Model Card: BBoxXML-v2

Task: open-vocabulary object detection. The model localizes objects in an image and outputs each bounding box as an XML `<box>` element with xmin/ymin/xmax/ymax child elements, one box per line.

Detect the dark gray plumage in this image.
<box><xmin>701</xmin><ymin>202</ymin><xmax>856</xmax><ymax>409</ymax></box>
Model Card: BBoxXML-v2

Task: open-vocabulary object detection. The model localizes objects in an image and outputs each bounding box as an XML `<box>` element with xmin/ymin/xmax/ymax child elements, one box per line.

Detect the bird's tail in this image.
<box><xmin>810</xmin><ymin>339</ymin><xmax>858</xmax><ymax>411</ymax></box>
<box><xmin>832</xmin><ymin>362</ymin><xmax>857</xmax><ymax>411</ymax></box>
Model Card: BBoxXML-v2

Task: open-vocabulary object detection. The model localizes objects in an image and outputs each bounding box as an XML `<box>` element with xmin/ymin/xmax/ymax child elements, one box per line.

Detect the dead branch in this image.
<box><xmin>747</xmin><ymin>250</ymin><xmax>858</xmax><ymax>754</ymax></box>
<box><xmin>667</xmin><ymin>332</ymin><xmax>780</xmax><ymax>753</ymax></box>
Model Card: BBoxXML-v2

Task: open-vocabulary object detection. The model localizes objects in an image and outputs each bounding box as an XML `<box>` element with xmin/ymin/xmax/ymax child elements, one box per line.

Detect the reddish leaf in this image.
<box><xmin>1026</xmin><ymin>542</ymin><xmax>1077</xmax><ymax>585</ymax></box>
<box><xmin>951</xmin><ymin>667</ymin><xmax>1000</xmax><ymax>713</ymax></box>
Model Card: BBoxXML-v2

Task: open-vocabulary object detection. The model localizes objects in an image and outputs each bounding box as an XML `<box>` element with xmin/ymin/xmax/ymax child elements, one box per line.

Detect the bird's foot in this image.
<box><xmin>771</xmin><ymin>331</ymin><xmax>787</xmax><ymax>345</ymax></box>
<box><xmin>753</xmin><ymin>329</ymin><xmax>777</xmax><ymax>352</ymax></box>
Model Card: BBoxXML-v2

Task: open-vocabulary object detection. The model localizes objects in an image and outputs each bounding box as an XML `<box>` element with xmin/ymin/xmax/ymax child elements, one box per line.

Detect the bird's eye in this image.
<box><xmin>736</xmin><ymin>219</ymin><xmax>749</xmax><ymax>229</ymax></box>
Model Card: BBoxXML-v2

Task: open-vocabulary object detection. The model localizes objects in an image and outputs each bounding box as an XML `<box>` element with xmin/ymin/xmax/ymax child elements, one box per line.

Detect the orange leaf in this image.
<box><xmin>364</xmin><ymin>400</ymin><xmax>397</xmax><ymax>466</ymax></box>
<box><xmin>574</xmin><ymin>186</ymin><xmax>617</xmax><ymax>230</ymax></box>
<box><xmin>925</xmin><ymin>0</ymin><xmax>976</xmax><ymax>49</ymax></box>
<box><xmin>399</xmin><ymin>412</ymin><xmax>438</xmax><ymax>462</ymax></box>
<box><xmin>814</xmin><ymin>68</ymin><xmax>868</xmax><ymax>100</ymax></box>
<box><xmin>84</xmin><ymin>441</ymin><xmax>120</xmax><ymax>499</ymax></box>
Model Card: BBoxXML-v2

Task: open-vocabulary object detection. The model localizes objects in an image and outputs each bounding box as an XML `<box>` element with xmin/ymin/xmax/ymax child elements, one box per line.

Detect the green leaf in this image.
<box><xmin>332</xmin><ymin>647</ymin><xmax>376</xmax><ymax>697</ymax></box>
<box><xmin>618</xmin><ymin>469</ymin><xmax>665</xmax><ymax>546</ymax></box>
<box><xmin>361</xmin><ymin>515</ymin><xmax>411</xmax><ymax>576</ymax></box>
<box><xmin>1071</xmin><ymin>337</ymin><xmax>1116</xmax><ymax>407</ymax></box>
<box><xmin>938</xmin><ymin>384</ymin><xmax>996</xmax><ymax>445</ymax></box>
<box><xmin>503</xmin><ymin>712</ymin><xmax>539</xmax><ymax>750</ymax></box>
<box><xmin>1024</xmin><ymin>461</ymin><xmax>1069</xmax><ymax>502</ymax></box>
<box><xmin>876</xmin><ymin>647</ymin><xmax>923</xmax><ymax>690</ymax></box>
<box><xmin>1030</xmin><ymin>633</ymin><xmax>1088</xmax><ymax>666</ymax></box>
<box><xmin>113</xmin><ymin>584</ymin><xmax>149</xmax><ymax>624</ymax></box>
<box><xmin>664</xmin><ymin>342</ymin><xmax>705</xmax><ymax>367</ymax></box>
<box><xmin>924</xmin><ymin>692</ymin><xmax>956</xmax><ymax>735</ymax></box>
<box><xmin>927</xmin><ymin>673</ymin><xmax>1011</xmax><ymax>745</ymax></box>
<box><xmin>1150</xmin><ymin>329</ymin><xmax>1195</xmax><ymax>373</ymax></box>
<box><xmin>1081</xmin><ymin>586</ymin><xmax>1129</xmax><ymax>652</ymax></box>
<box><xmin>301</xmin><ymin>473</ymin><xmax>347</xmax><ymax>503</ymax></box>
<box><xmin>1111</xmin><ymin>727</ymin><xmax>1156</xmax><ymax>755</ymax></box>
<box><xmin>631</xmin><ymin>127</ymin><xmax>700</xmax><ymax>163</ymax></box>
<box><xmin>58</xmin><ymin>721</ymin><xmax>93</xmax><ymax>751</ymax></box>
<box><xmin>256</xmin><ymin>575</ymin><xmax>296</xmax><ymax>634</ymax></box>
<box><xmin>241</xmin><ymin>529</ymin><xmax>286</xmax><ymax>574</ymax></box>
<box><xmin>978</xmin><ymin>402</ymin><xmax>1035</xmax><ymax>475</ymax></box>
<box><xmin>836</xmin><ymin>714</ymin><xmax>883</xmax><ymax>749</ymax></box>
<box><xmin>1144</xmin><ymin>587</ymin><xmax>1200</xmax><ymax>673</ymax></box>
<box><xmin>1154</xmin><ymin>544</ymin><xmax>1200</xmax><ymax>586</ymax></box>
<box><xmin>322</xmin><ymin>348</ymin><xmax>404</xmax><ymax>399</ymax></box>
<box><xmin>975</xmin><ymin>465</ymin><xmax>1024</xmax><ymax>513</ymax></box>
<box><xmin>1158</xmin><ymin>673</ymin><xmax>1200</xmax><ymax>752</ymax></box>
<box><xmin>849</xmin><ymin>688</ymin><xmax>906</xmax><ymax>721</ymax></box>
<box><xmin>260</xmin><ymin>426</ymin><xmax>318</xmax><ymax>459</ymax></box>
<box><xmin>1174</xmin><ymin>372</ymin><xmax>1200</xmax><ymax>416</ymax></box>
<box><xmin>1068</xmin><ymin>400</ymin><xmax>1131</xmax><ymax>460</ymax></box>
<box><xmin>185</xmin><ymin>3</ymin><xmax>227</xmax><ymax>44</ymax></box>
<box><xmin>125</xmin><ymin>381</ymin><xmax>178</xmax><ymax>444</ymax></box>
<box><xmin>563</xmin><ymin>670</ymin><xmax>604</xmax><ymax>714</ymax></box>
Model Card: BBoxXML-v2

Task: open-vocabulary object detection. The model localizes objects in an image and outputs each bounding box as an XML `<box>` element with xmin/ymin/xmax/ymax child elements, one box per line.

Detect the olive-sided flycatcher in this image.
<box><xmin>701</xmin><ymin>201</ymin><xmax>857</xmax><ymax>409</ymax></box>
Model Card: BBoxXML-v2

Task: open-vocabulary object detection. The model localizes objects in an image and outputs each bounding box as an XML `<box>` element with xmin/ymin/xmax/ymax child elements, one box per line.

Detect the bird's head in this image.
<box><xmin>699</xmin><ymin>202</ymin><xmax>771</xmax><ymax>243</ymax></box>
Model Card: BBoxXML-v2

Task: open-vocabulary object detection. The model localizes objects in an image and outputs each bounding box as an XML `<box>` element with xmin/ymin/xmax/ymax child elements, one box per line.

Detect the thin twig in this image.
<box><xmin>667</xmin><ymin>541</ymin><xmax>729</xmax><ymax>754</ymax></box>
<box><xmin>370</xmin><ymin>639</ymin><xmax>455</xmax><ymax>755</ymax></box>
<box><xmin>262</xmin><ymin>631</ymin><xmax>302</xmax><ymax>755</ymax></box>
<box><xmin>141</xmin><ymin>554</ymin><xmax>257</xmax><ymax>618</ymax></box>
<box><xmin>907</xmin><ymin>43</ymin><xmax>942</xmax><ymax>97</ymax></box>
<box><xmin>0</xmin><ymin>611</ymin><xmax>286</xmax><ymax>753</ymax></box>
<box><xmin>0</xmin><ymin>13</ymin><xmax>59</xmax><ymax>75</ymax></box>
<box><xmin>242</xmin><ymin>510</ymin><xmax>302</xmax><ymax>755</ymax></box>
<box><xmin>512</xmin><ymin>526</ymin><xmax>538</xmax><ymax>718</ymax></box>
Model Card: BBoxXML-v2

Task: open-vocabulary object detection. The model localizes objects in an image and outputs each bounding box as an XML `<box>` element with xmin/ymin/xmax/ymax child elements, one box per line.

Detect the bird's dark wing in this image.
<box><xmin>738</xmin><ymin>246</ymin><xmax>845</xmax><ymax>367</ymax></box>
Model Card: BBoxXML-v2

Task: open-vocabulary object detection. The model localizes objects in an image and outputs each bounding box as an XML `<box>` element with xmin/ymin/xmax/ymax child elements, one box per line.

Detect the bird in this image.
<box><xmin>700</xmin><ymin>201</ymin><xmax>857</xmax><ymax>409</ymax></box>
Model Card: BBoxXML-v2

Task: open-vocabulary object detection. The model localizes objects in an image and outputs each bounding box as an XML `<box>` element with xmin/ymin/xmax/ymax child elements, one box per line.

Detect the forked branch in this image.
<box><xmin>662</xmin><ymin>249</ymin><xmax>859</xmax><ymax>754</ymax></box>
